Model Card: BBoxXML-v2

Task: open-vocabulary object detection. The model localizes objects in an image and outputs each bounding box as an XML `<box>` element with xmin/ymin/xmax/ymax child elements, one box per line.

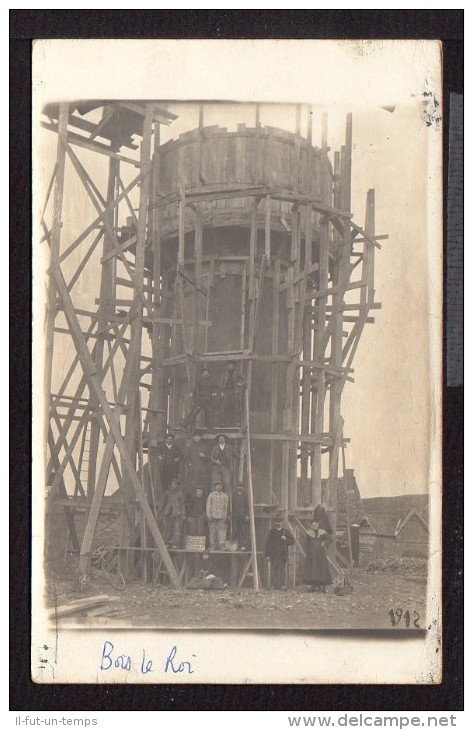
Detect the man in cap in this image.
<box><xmin>265</xmin><ymin>511</ymin><xmax>295</xmax><ymax>590</ymax></box>
<box><xmin>206</xmin><ymin>481</ymin><xmax>229</xmax><ymax>551</ymax></box>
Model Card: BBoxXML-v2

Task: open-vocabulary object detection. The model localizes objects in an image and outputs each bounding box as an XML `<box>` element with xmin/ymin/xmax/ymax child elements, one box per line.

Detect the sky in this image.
<box><xmin>33</xmin><ymin>40</ymin><xmax>442</xmax><ymax>499</ymax></box>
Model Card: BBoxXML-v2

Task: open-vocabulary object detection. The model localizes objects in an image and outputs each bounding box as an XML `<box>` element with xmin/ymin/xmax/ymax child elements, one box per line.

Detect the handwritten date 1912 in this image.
<box><xmin>388</xmin><ymin>608</ymin><xmax>421</xmax><ymax>628</ymax></box>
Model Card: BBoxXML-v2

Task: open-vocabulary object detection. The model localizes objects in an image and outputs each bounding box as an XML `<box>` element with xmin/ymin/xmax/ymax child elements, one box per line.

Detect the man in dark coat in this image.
<box><xmin>182</xmin><ymin>367</ymin><xmax>216</xmax><ymax>430</ymax></box>
<box><xmin>232</xmin><ymin>482</ymin><xmax>250</xmax><ymax>550</ymax></box>
<box><xmin>210</xmin><ymin>434</ymin><xmax>234</xmax><ymax>493</ymax></box>
<box><xmin>187</xmin><ymin>486</ymin><xmax>207</xmax><ymax>538</ymax></box>
<box><xmin>157</xmin><ymin>433</ymin><xmax>183</xmax><ymax>490</ymax></box>
<box><xmin>265</xmin><ymin>511</ymin><xmax>295</xmax><ymax>589</ymax></box>
<box><xmin>160</xmin><ymin>478</ymin><xmax>186</xmax><ymax>548</ymax></box>
<box><xmin>183</xmin><ymin>434</ymin><xmax>209</xmax><ymax>496</ymax></box>
<box><xmin>218</xmin><ymin>362</ymin><xmax>238</xmax><ymax>426</ymax></box>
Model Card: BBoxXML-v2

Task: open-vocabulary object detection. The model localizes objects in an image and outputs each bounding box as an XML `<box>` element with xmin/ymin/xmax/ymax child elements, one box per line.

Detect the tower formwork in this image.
<box><xmin>41</xmin><ymin>102</ymin><xmax>381</xmax><ymax>588</ymax></box>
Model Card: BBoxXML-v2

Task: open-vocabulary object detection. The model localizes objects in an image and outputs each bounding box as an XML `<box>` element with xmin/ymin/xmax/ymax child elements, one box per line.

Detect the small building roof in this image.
<box><xmin>360</xmin><ymin>509</ymin><xmax>429</xmax><ymax>538</ymax></box>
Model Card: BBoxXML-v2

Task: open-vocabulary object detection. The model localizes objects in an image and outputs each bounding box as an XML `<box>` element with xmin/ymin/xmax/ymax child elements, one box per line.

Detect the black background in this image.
<box><xmin>10</xmin><ymin>9</ymin><xmax>464</xmax><ymax>712</ymax></box>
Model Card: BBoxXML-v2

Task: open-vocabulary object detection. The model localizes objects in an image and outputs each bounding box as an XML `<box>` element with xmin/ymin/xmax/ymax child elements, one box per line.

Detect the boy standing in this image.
<box><xmin>206</xmin><ymin>481</ymin><xmax>229</xmax><ymax>551</ymax></box>
<box><xmin>187</xmin><ymin>486</ymin><xmax>207</xmax><ymax>538</ymax></box>
<box><xmin>265</xmin><ymin>511</ymin><xmax>295</xmax><ymax>589</ymax></box>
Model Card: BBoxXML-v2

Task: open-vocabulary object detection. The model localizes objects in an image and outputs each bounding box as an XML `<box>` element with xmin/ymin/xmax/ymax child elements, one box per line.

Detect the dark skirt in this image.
<box><xmin>304</xmin><ymin>537</ymin><xmax>332</xmax><ymax>586</ymax></box>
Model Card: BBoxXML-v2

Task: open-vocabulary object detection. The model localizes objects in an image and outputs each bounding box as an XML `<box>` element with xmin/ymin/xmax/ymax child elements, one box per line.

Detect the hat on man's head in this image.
<box><xmin>236</xmin><ymin>482</ymin><xmax>246</xmax><ymax>489</ymax></box>
<box><xmin>213</xmin><ymin>481</ymin><xmax>223</xmax><ymax>488</ymax></box>
<box><xmin>215</xmin><ymin>433</ymin><xmax>228</xmax><ymax>442</ymax></box>
<box><xmin>164</xmin><ymin>432</ymin><xmax>174</xmax><ymax>440</ymax></box>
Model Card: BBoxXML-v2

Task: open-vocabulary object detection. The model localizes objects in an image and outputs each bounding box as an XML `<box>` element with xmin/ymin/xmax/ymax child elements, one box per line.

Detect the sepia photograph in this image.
<box><xmin>31</xmin><ymin>39</ymin><xmax>442</xmax><ymax>683</ymax></box>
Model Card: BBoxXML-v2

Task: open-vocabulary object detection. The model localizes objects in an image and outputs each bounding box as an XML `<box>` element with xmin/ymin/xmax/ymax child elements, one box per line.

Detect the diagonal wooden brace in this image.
<box><xmin>50</xmin><ymin>263</ymin><xmax>181</xmax><ymax>586</ymax></box>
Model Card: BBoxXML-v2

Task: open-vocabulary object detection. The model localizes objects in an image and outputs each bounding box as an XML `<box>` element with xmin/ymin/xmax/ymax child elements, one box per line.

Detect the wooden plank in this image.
<box><xmin>293</xmin><ymin>104</ymin><xmax>301</xmax><ymax>193</ymax></box>
<box><xmin>343</xmin><ymin>190</ymin><xmax>377</xmax><ymax>374</ymax></box>
<box><xmin>44</xmin><ymin>103</ymin><xmax>68</xmax><ymax>455</ymax></box>
<box><xmin>119</xmin><ymin>107</ymin><xmax>154</xmax><ymax>570</ymax></box>
<box><xmin>265</xmin><ymin>194</ymin><xmax>271</xmax><ymax>259</ymax></box>
<box><xmin>300</xmin><ymin>213</ymin><xmax>312</xmax><ymax>502</ymax></box>
<box><xmin>249</xmin><ymin>199</ymin><xmax>257</xmax><ymax>300</ymax></box>
<box><xmin>343</xmin><ymin>114</ymin><xmax>352</xmax><ymax>213</ymax></box>
<box><xmin>50</xmin><ymin>595</ymin><xmax>120</xmax><ymax>619</ymax></box>
<box><xmin>341</xmin><ymin>437</ymin><xmax>353</xmax><ymax>568</ymax></box>
<box><xmin>326</xmin><ymin>303</ymin><xmax>381</xmax><ymax>312</ymax></box>
<box><xmin>269</xmin><ymin>259</ymin><xmax>280</xmax><ymax>502</ymax></box>
<box><xmin>88</xmin><ymin>157</ymin><xmax>118</xmax><ymax>500</ymax></box>
<box><xmin>253</xmin><ymin>104</ymin><xmax>260</xmax><ymax>184</ymax></box>
<box><xmin>244</xmin><ymin>389</ymin><xmax>260</xmax><ymax>591</ymax></box>
<box><xmin>240</xmin><ymin>261</ymin><xmax>247</xmax><ymax>350</ymax></box>
<box><xmin>311</xmin><ymin>212</ymin><xmax>329</xmax><ymax>505</ymax></box>
<box><xmin>41</xmin><ymin>122</ymin><xmax>141</xmax><ymax>167</ymax></box>
<box><xmin>249</xmin><ymin>254</ymin><xmax>267</xmax><ymax>353</ymax></box>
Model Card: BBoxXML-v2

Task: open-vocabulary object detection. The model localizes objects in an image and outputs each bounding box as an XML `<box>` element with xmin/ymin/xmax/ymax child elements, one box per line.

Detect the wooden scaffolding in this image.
<box><xmin>41</xmin><ymin>102</ymin><xmax>383</xmax><ymax>589</ymax></box>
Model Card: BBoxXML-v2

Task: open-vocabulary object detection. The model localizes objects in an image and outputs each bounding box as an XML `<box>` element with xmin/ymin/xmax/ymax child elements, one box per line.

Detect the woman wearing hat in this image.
<box><xmin>303</xmin><ymin>504</ymin><xmax>333</xmax><ymax>593</ymax></box>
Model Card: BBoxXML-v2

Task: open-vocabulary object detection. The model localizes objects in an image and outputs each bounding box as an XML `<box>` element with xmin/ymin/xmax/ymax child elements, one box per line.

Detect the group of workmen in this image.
<box><xmin>153</xmin><ymin>361</ymin><xmax>333</xmax><ymax>592</ymax></box>
<box><xmin>158</xmin><ymin>476</ymin><xmax>250</xmax><ymax>553</ymax></box>
<box><xmin>155</xmin><ymin>431</ymin><xmax>249</xmax><ymax>552</ymax></box>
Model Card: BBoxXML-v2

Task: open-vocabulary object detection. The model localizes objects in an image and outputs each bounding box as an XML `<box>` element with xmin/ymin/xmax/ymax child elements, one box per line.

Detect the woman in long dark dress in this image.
<box><xmin>304</xmin><ymin>504</ymin><xmax>333</xmax><ymax>593</ymax></box>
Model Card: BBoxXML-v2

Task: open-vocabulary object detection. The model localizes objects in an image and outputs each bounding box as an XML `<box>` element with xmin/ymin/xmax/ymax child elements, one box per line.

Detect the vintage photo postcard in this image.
<box><xmin>31</xmin><ymin>39</ymin><xmax>442</xmax><ymax>683</ymax></box>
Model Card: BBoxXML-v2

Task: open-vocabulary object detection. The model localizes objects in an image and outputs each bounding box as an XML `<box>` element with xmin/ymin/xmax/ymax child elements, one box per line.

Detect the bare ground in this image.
<box><xmin>46</xmin><ymin>569</ymin><xmax>427</xmax><ymax>631</ymax></box>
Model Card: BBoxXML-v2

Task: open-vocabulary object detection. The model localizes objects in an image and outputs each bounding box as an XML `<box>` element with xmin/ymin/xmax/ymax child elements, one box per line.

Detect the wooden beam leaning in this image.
<box><xmin>327</xmin><ymin>115</ymin><xmax>353</xmax><ymax>537</ymax></box>
<box><xmin>248</xmin><ymin>199</ymin><xmax>257</xmax><ymax>301</ymax></box>
<box><xmin>343</xmin><ymin>189</ymin><xmax>376</xmax><ymax>377</ymax></box>
<box><xmin>269</xmin><ymin>258</ymin><xmax>280</xmax><ymax>504</ymax></box>
<box><xmin>300</xmin><ymin>206</ymin><xmax>312</xmax><ymax>503</ymax></box>
<box><xmin>44</xmin><ymin>103</ymin><xmax>68</xmax><ymax>462</ymax></box>
<box><xmin>87</xmin><ymin>157</ymin><xmax>119</xmax><ymax>501</ymax></box>
<box><xmin>244</xmin><ymin>388</ymin><xmax>260</xmax><ymax>591</ymax></box>
<box><xmin>51</xmin><ymin>263</ymin><xmax>179</xmax><ymax>585</ymax></box>
<box><xmin>265</xmin><ymin>195</ymin><xmax>271</xmax><ymax>259</ymax></box>
<box><xmin>119</xmin><ymin>105</ymin><xmax>155</xmax><ymax>575</ymax></box>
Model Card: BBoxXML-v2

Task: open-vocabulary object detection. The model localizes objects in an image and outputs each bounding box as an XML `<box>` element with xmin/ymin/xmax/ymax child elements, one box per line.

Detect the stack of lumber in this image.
<box><xmin>49</xmin><ymin>594</ymin><xmax>120</xmax><ymax>620</ymax></box>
